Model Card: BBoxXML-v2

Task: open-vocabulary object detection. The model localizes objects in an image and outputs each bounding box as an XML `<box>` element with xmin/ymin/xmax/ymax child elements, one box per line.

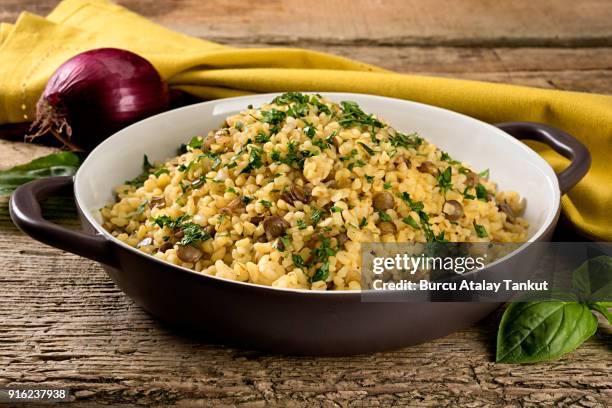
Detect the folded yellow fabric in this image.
<box><xmin>0</xmin><ymin>0</ymin><xmax>611</xmax><ymax>240</ymax></box>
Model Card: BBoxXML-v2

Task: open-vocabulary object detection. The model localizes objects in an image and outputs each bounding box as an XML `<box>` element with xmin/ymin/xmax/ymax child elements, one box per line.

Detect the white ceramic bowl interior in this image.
<box><xmin>75</xmin><ymin>93</ymin><xmax>560</xmax><ymax>250</ymax></box>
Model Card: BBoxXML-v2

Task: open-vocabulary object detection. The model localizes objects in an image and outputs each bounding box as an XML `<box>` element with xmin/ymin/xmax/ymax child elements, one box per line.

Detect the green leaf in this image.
<box><xmin>359</xmin><ymin>217</ymin><xmax>368</xmax><ymax>229</ymax></box>
<box><xmin>572</xmin><ymin>256</ymin><xmax>612</xmax><ymax>301</ymax></box>
<box><xmin>436</xmin><ymin>166</ymin><xmax>453</xmax><ymax>193</ymax></box>
<box><xmin>291</xmin><ymin>254</ymin><xmax>305</xmax><ymax>269</ymax></box>
<box><xmin>496</xmin><ymin>301</ymin><xmax>598</xmax><ymax>364</ymax></box>
<box><xmin>473</xmin><ymin>221</ymin><xmax>488</xmax><ymax>238</ymax></box>
<box><xmin>187</xmin><ymin>136</ymin><xmax>203</xmax><ymax>151</ymax></box>
<box><xmin>475</xmin><ymin>183</ymin><xmax>488</xmax><ymax>201</ymax></box>
<box><xmin>357</xmin><ymin>141</ymin><xmax>375</xmax><ymax>155</ymax></box>
<box><xmin>479</xmin><ymin>168</ymin><xmax>490</xmax><ymax>178</ymax></box>
<box><xmin>0</xmin><ymin>152</ymin><xmax>81</xmax><ymax>196</ymax></box>
<box><xmin>310</xmin><ymin>261</ymin><xmax>330</xmax><ymax>283</ymax></box>
<box><xmin>589</xmin><ymin>302</ymin><xmax>612</xmax><ymax>324</ymax></box>
<box><xmin>402</xmin><ymin>215</ymin><xmax>420</xmax><ymax>229</ymax></box>
<box><xmin>378</xmin><ymin>211</ymin><xmax>391</xmax><ymax>222</ymax></box>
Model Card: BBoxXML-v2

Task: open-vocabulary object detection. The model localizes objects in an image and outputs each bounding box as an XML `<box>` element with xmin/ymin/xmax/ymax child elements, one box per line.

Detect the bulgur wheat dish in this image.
<box><xmin>101</xmin><ymin>93</ymin><xmax>528</xmax><ymax>290</ymax></box>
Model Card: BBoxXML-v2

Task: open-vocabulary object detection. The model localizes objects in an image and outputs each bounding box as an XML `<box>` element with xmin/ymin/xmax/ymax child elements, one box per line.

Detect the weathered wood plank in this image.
<box><xmin>0</xmin><ymin>140</ymin><xmax>57</xmax><ymax>170</ymax></box>
<box><xmin>3</xmin><ymin>0</ymin><xmax>612</xmax><ymax>47</ymax></box>
<box><xmin>292</xmin><ymin>46</ymin><xmax>612</xmax><ymax>93</ymax></box>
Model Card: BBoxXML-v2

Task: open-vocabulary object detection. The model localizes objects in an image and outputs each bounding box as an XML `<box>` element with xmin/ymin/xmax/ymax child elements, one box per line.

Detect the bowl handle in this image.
<box><xmin>493</xmin><ymin>122</ymin><xmax>591</xmax><ymax>194</ymax></box>
<box><xmin>9</xmin><ymin>176</ymin><xmax>118</xmax><ymax>268</ymax></box>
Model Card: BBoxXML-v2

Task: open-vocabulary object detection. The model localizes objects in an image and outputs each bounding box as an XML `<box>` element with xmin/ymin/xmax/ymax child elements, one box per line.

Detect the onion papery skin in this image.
<box><xmin>29</xmin><ymin>48</ymin><xmax>169</xmax><ymax>152</ymax></box>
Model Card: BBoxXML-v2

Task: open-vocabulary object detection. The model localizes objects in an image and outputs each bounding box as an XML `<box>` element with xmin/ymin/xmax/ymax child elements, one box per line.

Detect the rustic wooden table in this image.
<box><xmin>1</xmin><ymin>1</ymin><xmax>611</xmax><ymax>406</ymax></box>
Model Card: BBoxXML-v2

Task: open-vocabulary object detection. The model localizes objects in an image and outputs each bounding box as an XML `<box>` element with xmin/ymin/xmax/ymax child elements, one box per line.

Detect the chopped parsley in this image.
<box><xmin>313</xmin><ymin>137</ymin><xmax>330</xmax><ymax>150</ymax></box>
<box><xmin>364</xmin><ymin>175</ymin><xmax>374</xmax><ymax>183</ymax></box>
<box><xmin>396</xmin><ymin>192</ymin><xmax>444</xmax><ymax>242</ymax></box>
<box><xmin>308</xmin><ymin>235</ymin><xmax>337</xmax><ymax>283</ymax></box>
<box><xmin>259</xmin><ymin>199</ymin><xmax>272</xmax><ymax>208</ymax></box>
<box><xmin>479</xmin><ymin>168</ymin><xmax>490</xmax><ymax>178</ymax></box>
<box><xmin>269</xmin><ymin>141</ymin><xmax>311</xmax><ymax>169</ymax></box>
<box><xmin>186</xmin><ymin>136</ymin><xmax>203</xmax><ymax>151</ymax></box>
<box><xmin>348</xmin><ymin>160</ymin><xmax>366</xmax><ymax>171</ymax></box>
<box><xmin>261</xmin><ymin>109</ymin><xmax>286</xmax><ymax>126</ymax></box>
<box><xmin>241</xmin><ymin>196</ymin><xmax>253</xmax><ymax>204</ymax></box>
<box><xmin>310</xmin><ymin>208</ymin><xmax>325</xmax><ymax>225</ymax></box>
<box><xmin>270</xmin><ymin>149</ymin><xmax>282</xmax><ymax>162</ymax></box>
<box><xmin>310</xmin><ymin>261</ymin><xmax>330</xmax><ymax>283</ymax></box>
<box><xmin>153</xmin><ymin>167</ymin><xmax>169</xmax><ymax>177</ymax></box>
<box><xmin>153</xmin><ymin>214</ymin><xmax>190</xmax><ymax>229</ymax></box>
<box><xmin>330</xmin><ymin>206</ymin><xmax>343</xmax><ymax>213</ymax></box>
<box><xmin>402</xmin><ymin>215</ymin><xmax>420</xmax><ymax>229</ymax></box>
<box><xmin>254</xmin><ymin>132</ymin><xmax>270</xmax><ymax>143</ymax></box>
<box><xmin>152</xmin><ymin>215</ymin><xmax>211</xmax><ymax>246</ymax></box>
<box><xmin>273</xmin><ymin>92</ymin><xmax>310</xmax><ymax>105</ymax></box>
<box><xmin>383</xmin><ymin>182</ymin><xmax>392</xmax><ymax>190</ymax></box>
<box><xmin>425</xmin><ymin>227</ymin><xmax>447</xmax><ymax>243</ymax></box>
<box><xmin>296</xmin><ymin>219</ymin><xmax>308</xmax><ymax>230</ymax></box>
<box><xmin>357</xmin><ymin>141</ymin><xmax>375</xmax><ymax>155</ymax></box>
<box><xmin>340</xmin><ymin>149</ymin><xmax>358</xmax><ymax>162</ymax></box>
<box><xmin>378</xmin><ymin>211</ymin><xmax>392</xmax><ymax>222</ymax></box>
<box><xmin>178</xmin><ymin>161</ymin><xmax>195</xmax><ymax>172</ymax></box>
<box><xmin>338</xmin><ymin>100</ymin><xmax>384</xmax><ymax>130</ymax></box>
<box><xmin>436</xmin><ymin>166</ymin><xmax>453</xmax><ymax>193</ymax></box>
<box><xmin>303</xmin><ymin>124</ymin><xmax>316</xmax><ymax>138</ymax></box>
<box><xmin>398</xmin><ymin>192</ymin><xmax>425</xmax><ymax>212</ymax></box>
<box><xmin>279</xmin><ymin>235</ymin><xmax>292</xmax><ymax>251</ymax></box>
<box><xmin>135</xmin><ymin>201</ymin><xmax>147</xmax><ymax>215</ymax></box>
<box><xmin>475</xmin><ymin>183</ymin><xmax>489</xmax><ymax>201</ymax></box>
<box><xmin>310</xmin><ymin>95</ymin><xmax>331</xmax><ymax>115</ymax></box>
<box><xmin>473</xmin><ymin>221</ymin><xmax>488</xmax><ymax>238</ymax></box>
<box><xmin>286</xmin><ymin>103</ymin><xmax>309</xmax><ymax>118</ymax></box>
<box><xmin>292</xmin><ymin>253</ymin><xmax>306</xmax><ymax>268</ymax></box>
<box><xmin>272</xmin><ymin>92</ymin><xmax>331</xmax><ymax>116</ymax></box>
<box><xmin>389</xmin><ymin>131</ymin><xmax>423</xmax><ymax>149</ymax></box>
<box><xmin>310</xmin><ymin>95</ymin><xmax>332</xmax><ymax>115</ymax></box>
<box><xmin>240</xmin><ymin>146</ymin><xmax>264</xmax><ymax>174</ymax></box>
<box><xmin>441</xmin><ymin>151</ymin><xmax>460</xmax><ymax>165</ymax></box>
<box><xmin>179</xmin><ymin>223</ymin><xmax>213</xmax><ymax>246</ymax></box>
<box><xmin>462</xmin><ymin>187</ymin><xmax>476</xmax><ymax>200</ymax></box>
<box><xmin>359</xmin><ymin>217</ymin><xmax>368</xmax><ymax>229</ymax></box>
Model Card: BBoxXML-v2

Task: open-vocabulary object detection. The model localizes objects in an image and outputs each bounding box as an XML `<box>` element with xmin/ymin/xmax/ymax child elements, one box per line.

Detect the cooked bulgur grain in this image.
<box><xmin>101</xmin><ymin>93</ymin><xmax>528</xmax><ymax>290</ymax></box>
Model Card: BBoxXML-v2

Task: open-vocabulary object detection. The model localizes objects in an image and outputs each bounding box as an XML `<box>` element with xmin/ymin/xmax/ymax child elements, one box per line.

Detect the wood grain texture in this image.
<box><xmin>1</xmin><ymin>0</ymin><xmax>611</xmax><ymax>406</ymax></box>
<box><xmin>0</xmin><ymin>140</ymin><xmax>57</xmax><ymax>170</ymax></box>
<box><xmin>3</xmin><ymin>0</ymin><xmax>612</xmax><ymax>46</ymax></box>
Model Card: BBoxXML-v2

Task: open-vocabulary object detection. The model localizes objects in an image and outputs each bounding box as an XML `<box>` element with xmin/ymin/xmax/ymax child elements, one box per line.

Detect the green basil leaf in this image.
<box><xmin>0</xmin><ymin>152</ymin><xmax>81</xmax><ymax>196</ymax></box>
<box><xmin>572</xmin><ymin>256</ymin><xmax>612</xmax><ymax>301</ymax></box>
<box><xmin>589</xmin><ymin>302</ymin><xmax>612</xmax><ymax>324</ymax></box>
<box><xmin>496</xmin><ymin>301</ymin><xmax>598</xmax><ymax>364</ymax></box>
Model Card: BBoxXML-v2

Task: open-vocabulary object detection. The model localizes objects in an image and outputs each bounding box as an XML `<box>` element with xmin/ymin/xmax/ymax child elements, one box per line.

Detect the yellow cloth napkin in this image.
<box><xmin>1</xmin><ymin>0</ymin><xmax>611</xmax><ymax>240</ymax></box>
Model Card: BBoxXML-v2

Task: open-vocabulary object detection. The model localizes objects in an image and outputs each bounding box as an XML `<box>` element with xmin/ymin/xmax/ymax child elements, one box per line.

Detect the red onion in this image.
<box><xmin>28</xmin><ymin>48</ymin><xmax>169</xmax><ymax>152</ymax></box>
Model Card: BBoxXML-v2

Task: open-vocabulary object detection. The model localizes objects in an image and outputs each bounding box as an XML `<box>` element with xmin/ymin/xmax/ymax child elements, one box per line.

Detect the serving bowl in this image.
<box><xmin>10</xmin><ymin>93</ymin><xmax>590</xmax><ymax>355</ymax></box>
